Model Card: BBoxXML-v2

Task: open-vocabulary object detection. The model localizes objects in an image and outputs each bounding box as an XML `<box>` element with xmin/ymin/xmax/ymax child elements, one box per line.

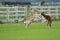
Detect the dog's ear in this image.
<box><xmin>34</xmin><ymin>8</ymin><xmax>38</xmax><ymax>12</ymax></box>
<box><xmin>44</xmin><ymin>12</ymin><xmax>48</xmax><ymax>15</ymax></box>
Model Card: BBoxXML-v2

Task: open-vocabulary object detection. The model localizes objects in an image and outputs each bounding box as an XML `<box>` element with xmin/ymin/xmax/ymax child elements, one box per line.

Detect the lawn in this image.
<box><xmin>0</xmin><ymin>21</ymin><xmax>60</xmax><ymax>40</ymax></box>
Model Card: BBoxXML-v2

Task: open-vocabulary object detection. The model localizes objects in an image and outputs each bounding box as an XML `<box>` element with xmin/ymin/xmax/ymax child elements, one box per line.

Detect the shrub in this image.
<box><xmin>0</xmin><ymin>20</ymin><xmax>3</xmax><ymax>24</ymax></box>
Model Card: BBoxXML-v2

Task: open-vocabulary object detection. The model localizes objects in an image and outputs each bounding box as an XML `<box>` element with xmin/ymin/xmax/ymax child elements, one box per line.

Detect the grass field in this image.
<box><xmin>0</xmin><ymin>21</ymin><xmax>60</xmax><ymax>40</ymax></box>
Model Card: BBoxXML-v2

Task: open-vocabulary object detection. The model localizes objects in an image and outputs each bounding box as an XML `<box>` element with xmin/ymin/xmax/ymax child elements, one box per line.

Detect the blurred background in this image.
<box><xmin>0</xmin><ymin>0</ymin><xmax>60</xmax><ymax>23</ymax></box>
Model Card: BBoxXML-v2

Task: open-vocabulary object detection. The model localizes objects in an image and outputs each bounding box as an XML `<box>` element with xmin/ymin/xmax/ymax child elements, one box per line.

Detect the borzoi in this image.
<box><xmin>41</xmin><ymin>12</ymin><xmax>52</xmax><ymax>28</ymax></box>
<box><xmin>24</xmin><ymin>11</ymin><xmax>37</xmax><ymax>28</ymax></box>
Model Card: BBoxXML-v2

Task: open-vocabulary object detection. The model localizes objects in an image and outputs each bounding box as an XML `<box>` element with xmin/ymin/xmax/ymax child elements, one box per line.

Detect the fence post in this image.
<box><xmin>6</xmin><ymin>5</ymin><xmax>10</xmax><ymax>22</ymax></box>
<box><xmin>40</xmin><ymin>6</ymin><xmax>43</xmax><ymax>12</ymax></box>
<box><xmin>48</xmin><ymin>6</ymin><xmax>51</xmax><ymax>16</ymax></box>
<box><xmin>14</xmin><ymin>6</ymin><xmax>18</xmax><ymax>22</ymax></box>
<box><xmin>24</xmin><ymin>6</ymin><xmax>27</xmax><ymax>21</ymax></box>
<box><xmin>56</xmin><ymin>6</ymin><xmax>58</xmax><ymax>20</ymax></box>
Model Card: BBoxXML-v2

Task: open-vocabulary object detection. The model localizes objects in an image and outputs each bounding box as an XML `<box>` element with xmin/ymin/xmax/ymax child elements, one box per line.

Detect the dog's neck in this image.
<box><xmin>26</xmin><ymin>12</ymin><xmax>37</xmax><ymax>20</ymax></box>
<box><xmin>41</xmin><ymin>12</ymin><xmax>46</xmax><ymax>17</ymax></box>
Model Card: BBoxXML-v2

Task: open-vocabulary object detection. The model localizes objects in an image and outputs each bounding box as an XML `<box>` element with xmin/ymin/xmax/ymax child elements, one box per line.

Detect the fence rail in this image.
<box><xmin>0</xmin><ymin>5</ymin><xmax>60</xmax><ymax>22</ymax></box>
<box><xmin>30</xmin><ymin>6</ymin><xmax>60</xmax><ymax>20</ymax></box>
<box><xmin>0</xmin><ymin>6</ymin><xmax>27</xmax><ymax>22</ymax></box>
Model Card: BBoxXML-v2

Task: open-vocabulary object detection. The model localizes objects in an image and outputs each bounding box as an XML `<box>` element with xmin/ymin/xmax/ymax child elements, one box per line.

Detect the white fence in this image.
<box><xmin>0</xmin><ymin>6</ymin><xmax>27</xmax><ymax>22</ymax></box>
<box><xmin>30</xmin><ymin>6</ymin><xmax>60</xmax><ymax>20</ymax></box>
<box><xmin>0</xmin><ymin>5</ymin><xmax>60</xmax><ymax>22</ymax></box>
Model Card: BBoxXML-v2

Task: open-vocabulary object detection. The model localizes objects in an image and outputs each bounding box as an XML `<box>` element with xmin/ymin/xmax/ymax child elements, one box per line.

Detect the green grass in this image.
<box><xmin>0</xmin><ymin>21</ymin><xmax>60</xmax><ymax>40</ymax></box>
